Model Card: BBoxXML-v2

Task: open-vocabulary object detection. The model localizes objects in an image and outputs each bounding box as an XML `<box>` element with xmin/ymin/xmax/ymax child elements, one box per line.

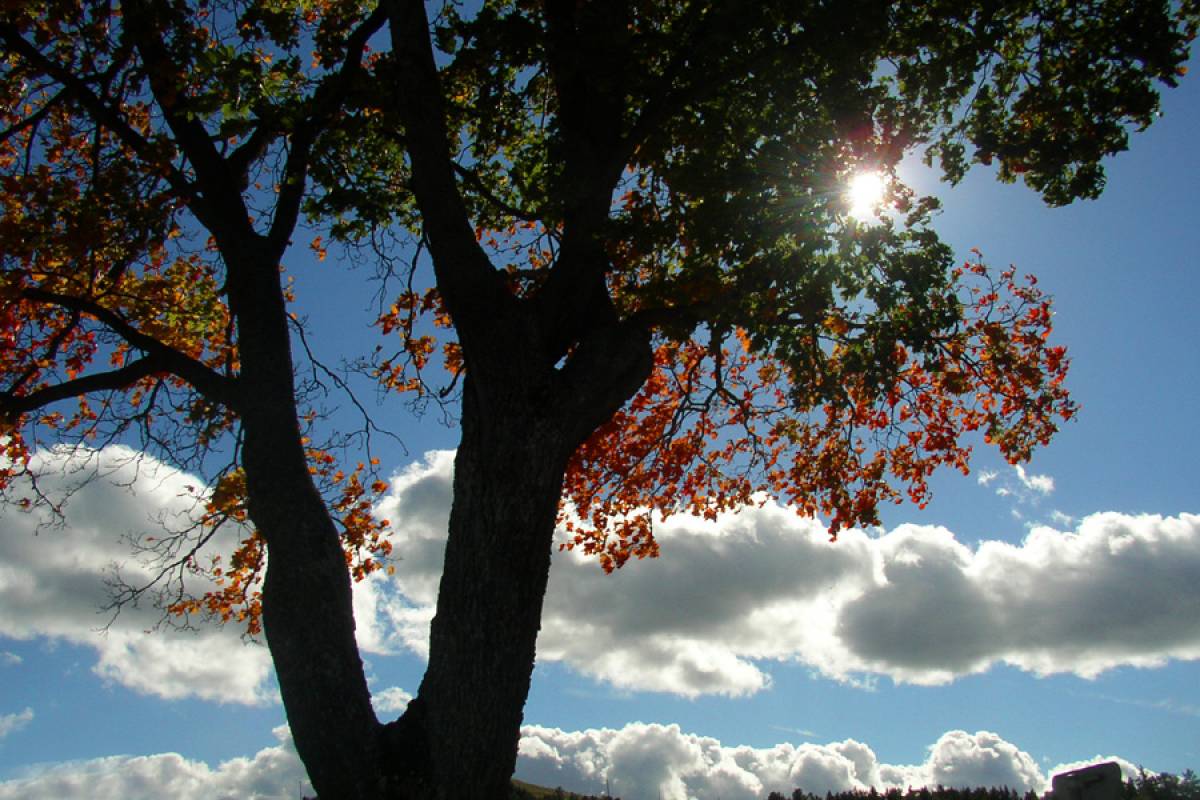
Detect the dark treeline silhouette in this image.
<box><xmin>1120</xmin><ymin>770</ymin><xmax>1200</xmax><ymax>800</ymax></box>
<box><xmin>767</xmin><ymin>786</ymin><xmax>1037</xmax><ymax>800</ymax></box>
<box><xmin>429</xmin><ymin>769</ymin><xmax>1200</xmax><ymax>800</ymax></box>
<box><xmin>493</xmin><ymin>769</ymin><xmax>1200</xmax><ymax>800</ymax></box>
<box><xmin>767</xmin><ymin>770</ymin><xmax>1199</xmax><ymax>800</ymax></box>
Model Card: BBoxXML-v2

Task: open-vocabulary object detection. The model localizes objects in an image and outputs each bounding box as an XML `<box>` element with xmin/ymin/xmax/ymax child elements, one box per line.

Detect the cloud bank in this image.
<box><xmin>0</xmin><ymin>719</ymin><xmax>1131</xmax><ymax>800</ymax></box>
<box><xmin>0</xmin><ymin>726</ymin><xmax>311</xmax><ymax>800</ymax></box>
<box><xmin>363</xmin><ymin>451</ymin><xmax>1200</xmax><ymax>695</ymax></box>
<box><xmin>515</xmin><ymin>724</ymin><xmax>1063</xmax><ymax>799</ymax></box>
<box><xmin>3</xmin><ymin>445</ymin><xmax>1198</xmax><ymax>703</ymax></box>
<box><xmin>0</xmin><ymin>446</ymin><xmax>1181</xmax><ymax>799</ymax></box>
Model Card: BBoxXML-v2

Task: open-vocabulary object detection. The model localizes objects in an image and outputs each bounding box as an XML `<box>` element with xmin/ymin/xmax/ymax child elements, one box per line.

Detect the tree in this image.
<box><xmin>1126</xmin><ymin>770</ymin><xmax>1200</xmax><ymax>800</ymax></box>
<box><xmin>1</xmin><ymin>1</ymin><xmax>1194</xmax><ymax>797</ymax></box>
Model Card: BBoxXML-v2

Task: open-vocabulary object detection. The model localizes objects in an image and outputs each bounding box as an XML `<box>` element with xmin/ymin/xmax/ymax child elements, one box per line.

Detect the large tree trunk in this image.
<box><xmin>377</xmin><ymin>318</ymin><xmax>653</xmax><ymax>799</ymax></box>
<box><xmin>224</xmin><ymin>237</ymin><xmax>648</xmax><ymax>798</ymax></box>
<box><xmin>380</xmin><ymin>4</ymin><xmax>646</xmax><ymax>789</ymax></box>
<box><xmin>381</xmin><ymin>378</ymin><xmax>576</xmax><ymax>798</ymax></box>
<box><xmin>249</xmin><ymin>434</ymin><xmax>383</xmax><ymax>800</ymax></box>
<box><xmin>231</xmin><ymin>247</ymin><xmax>384</xmax><ymax>800</ymax></box>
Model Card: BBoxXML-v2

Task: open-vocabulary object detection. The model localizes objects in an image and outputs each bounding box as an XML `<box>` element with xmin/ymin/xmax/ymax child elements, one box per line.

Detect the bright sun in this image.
<box><xmin>846</xmin><ymin>171</ymin><xmax>886</xmax><ymax>221</ymax></box>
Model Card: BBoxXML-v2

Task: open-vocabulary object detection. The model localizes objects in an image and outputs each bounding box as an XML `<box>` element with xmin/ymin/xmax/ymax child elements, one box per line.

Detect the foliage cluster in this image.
<box><xmin>2</xmin><ymin>0</ymin><xmax>1187</xmax><ymax>626</ymax></box>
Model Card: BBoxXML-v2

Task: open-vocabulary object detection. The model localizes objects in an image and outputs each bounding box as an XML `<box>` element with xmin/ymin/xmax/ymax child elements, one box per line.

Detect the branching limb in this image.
<box><xmin>1</xmin><ymin>357</ymin><xmax>163</xmax><ymax>419</ymax></box>
<box><xmin>120</xmin><ymin>0</ymin><xmax>259</xmax><ymax>240</ymax></box>
<box><xmin>267</xmin><ymin>5</ymin><xmax>388</xmax><ymax>253</ymax></box>
<box><xmin>450</xmin><ymin>161</ymin><xmax>542</xmax><ymax>223</ymax></box>
<box><xmin>289</xmin><ymin>313</ymin><xmax>409</xmax><ymax>462</ymax></box>
<box><xmin>384</xmin><ymin>0</ymin><xmax>516</xmax><ymax>354</ymax></box>
<box><xmin>18</xmin><ymin>288</ymin><xmax>238</xmax><ymax>409</ymax></box>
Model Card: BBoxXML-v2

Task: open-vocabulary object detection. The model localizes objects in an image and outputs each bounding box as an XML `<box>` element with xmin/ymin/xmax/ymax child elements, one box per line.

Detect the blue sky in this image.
<box><xmin>0</xmin><ymin>48</ymin><xmax>1197</xmax><ymax>800</ymax></box>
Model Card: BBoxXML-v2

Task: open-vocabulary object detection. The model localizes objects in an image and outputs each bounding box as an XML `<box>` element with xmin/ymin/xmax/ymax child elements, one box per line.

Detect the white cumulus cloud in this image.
<box><xmin>0</xmin><ymin>446</ymin><xmax>274</xmax><ymax>705</ymax></box>
<box><xmin>6</xmin><ymin>445</ymin><xmax>1199</xmax><ymax>710</ymax></box>
<box><xmin>0</xmin><ymin>720</ymin><xmax>1104</xmax><ymax>800</ymax></box>
<box><xmin>371</xmin><ymin>686</ymin><xmax>413</xmax><ymax>714</ymax></box>
<box><xmin>921</xmin><ymin>730</ymin><xmax>1044</xmax><ymax>791</ymax></box>
<box><xmin>361</xmin><ymin>451</ymin><xmax>1200</xmax><ymax>695</ymax></box>
<box><xmin>0</xmin><ymin>726</ymin><xmax>310</xmax><ymax>800</ymax></box>
<box><xmin>514</xmin><ymin>723</ymin><xmax>1055</xmax><ymax>798</ymax></box>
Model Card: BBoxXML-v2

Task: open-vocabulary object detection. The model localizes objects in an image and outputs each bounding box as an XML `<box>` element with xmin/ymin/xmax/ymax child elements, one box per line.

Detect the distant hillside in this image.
<box><xmin>511</xmin><ymin>778</ymin><xmax>613</xmax><ymax>799</ymax></box>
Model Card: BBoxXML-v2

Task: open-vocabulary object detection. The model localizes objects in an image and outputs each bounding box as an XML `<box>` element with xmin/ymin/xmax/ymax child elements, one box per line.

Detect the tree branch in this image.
<box><xmin>384</xmin><ymin>0</ymin><xmax>515</xmax><ymax>349</ymax></box>
<box><xmin>451</xmin><ymin>161</ymin><xmax>542</xmax><ymax>223</ymax></box>
<box><xmin>527</xmin><ymin>2</ymin><xmax>649</xmax><ymax>361</ymax></box>
<box><xmin>625</xmin><ymin>302</ymin><xmax>713</xmax><ymax>335</ymax></box>
<box><xmin>267</xmin><ymin>5</ymin><xmax>388</xmax><ymax>253</ymax></box>
<box><xmin>554</xmin><ymin>320</ymin><xmax>653</xmax><ymax>445</ymax></box>
<box><xmin>541</xmin><ymin>0</ymin><xmax>630</xmax><ymax>186</ymax></box>
<box><xmin>0</xmin><ymin>356</ymin><xmax>168</xmax><ymax>418</ymax></box>
<box><xmin>225</xmin><ymin>119</ymin><xmax>278</xmax><ymax>191</ymax></box>
<box><xmin>19</xmin><ymin>288</ymin><xmax>238</xmax><ymax>409</ymax></box>
<box><xmin>121</xmin><ymin>0</ymin><xmax>253</xmax><ymax>239</ymax></box>
<box><xmin>0</xmin><ymin>86</ymin><xmax>67</xmax><ymax>145</ymax></box>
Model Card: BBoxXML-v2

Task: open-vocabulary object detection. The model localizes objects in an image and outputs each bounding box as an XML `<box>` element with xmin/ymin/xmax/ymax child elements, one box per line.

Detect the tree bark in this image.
<box><xmin>250</xmin><ymin>442</ymin><xmax>382</xmax><ymax>800</ymax></box>
<box><xmin>374</xmin><ymin>312</ymin><xmax>652</xmax><ymax>798</ymax></box>
<box><xmin>380</xmin><ymin>374</ymin><xmax>575</xmax><ymax>798</ymax></box>
<box><xmin>230</xmin><ymin>245</ymin><xmax>384</xmax><ymax>800</ymax></box>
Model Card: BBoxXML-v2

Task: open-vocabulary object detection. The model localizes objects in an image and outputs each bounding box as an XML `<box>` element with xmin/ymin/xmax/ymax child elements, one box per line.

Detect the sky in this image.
<box><xmin>0</xmin><ymin>49</ymin><xmax>1198</xmax><ymax>800</ymax></box>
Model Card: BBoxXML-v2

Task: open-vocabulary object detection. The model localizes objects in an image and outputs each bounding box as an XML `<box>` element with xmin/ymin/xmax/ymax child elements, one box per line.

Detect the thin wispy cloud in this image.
<box><xmin>1049</xmin><ymin>510</ymin><xmax>1075</xmax><ymax>527</ymax></box>
<box><xmin>1080</xmin><ymin>691</ymin><xmax>1200</xmax><ymax>719</ymax></box>
<box><xmin>1015</xmin><ymin>465</ymin><xmax>1055</xmax><ymax>495</ymax></box>
<box><xmin>772</xmin><ymin>725</ymin><xmax>819</xmax><ymax>739</ymax></box>
<box><xmin>979</xmin><ymin>464</ymin><xmax>1055</xmax><ymax>500</ymax></box>
<box><xmin>0</xmin><ymin>708</ymin><xmax>33</xmax><ymax>740</ymax></box>
<box><xmin>977</xmin><ymin>464</ymin><xmax>1068</xmax><ymax>526</ymax></box>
